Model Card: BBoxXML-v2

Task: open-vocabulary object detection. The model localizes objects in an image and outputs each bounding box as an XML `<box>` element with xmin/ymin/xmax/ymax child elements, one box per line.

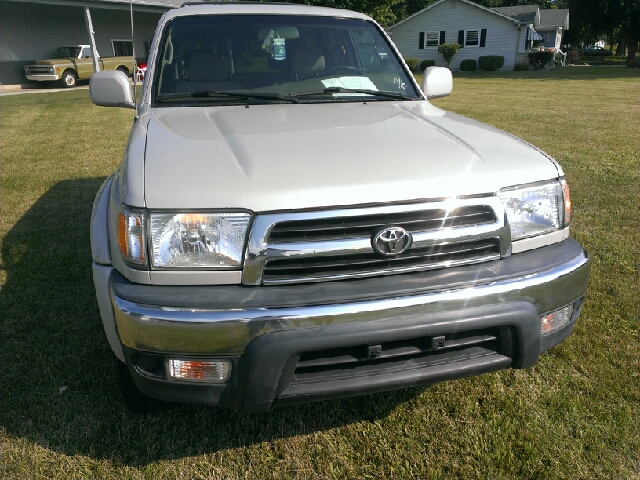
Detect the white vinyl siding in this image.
<box><xmin>388</xmin><ymin>0</ymin><xmax>522</xmax><ymax>70</ymax></box>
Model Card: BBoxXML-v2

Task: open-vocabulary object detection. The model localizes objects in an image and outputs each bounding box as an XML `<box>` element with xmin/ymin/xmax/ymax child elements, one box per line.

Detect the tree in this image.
<box><xmin>275</xmin><ymin>0</ymin><xmax>404</xmax><ymax>26</ymax></box>
<box><xmin>568</xmin><ymin>0</ymin><xmax>640</xmax><ymax>65</ymax></box>
<box><xmin>438</xmin><ymin>43</ymin><xmax>461</xmax><ymax>67</ymax></box>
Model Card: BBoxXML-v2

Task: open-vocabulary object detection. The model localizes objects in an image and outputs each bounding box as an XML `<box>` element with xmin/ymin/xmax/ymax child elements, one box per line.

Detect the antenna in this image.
<box><xmin>129</xmin><ymin>0</ymin><xmax>138</xmax><ymax>115</ymax></box>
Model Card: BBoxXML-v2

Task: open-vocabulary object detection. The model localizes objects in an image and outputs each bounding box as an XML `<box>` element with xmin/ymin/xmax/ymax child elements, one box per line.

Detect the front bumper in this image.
<box><xmin>25</xmin><ymin>74</ymin><xmax>59</xmax><ymax>81</ymax></box>
<box><xmin>108</xmin><ymin>238</ymin><xmax>589</xmax><ymax>412</ymax></box>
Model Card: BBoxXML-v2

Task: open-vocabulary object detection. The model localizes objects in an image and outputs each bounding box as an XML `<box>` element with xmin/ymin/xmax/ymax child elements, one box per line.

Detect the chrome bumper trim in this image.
<box><xmin>111</xmin><ymin>244</ymin><xmax>589</xmax><ymax>355</ymax></box>
<box><xmin>25</xmin><ymin>74</ymin><xmax>59</xmax><ymax>81</ymax></box>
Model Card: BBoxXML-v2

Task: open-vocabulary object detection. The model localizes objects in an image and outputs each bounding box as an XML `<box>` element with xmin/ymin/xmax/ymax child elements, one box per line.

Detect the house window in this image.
<box><xmin>112</xmin><ymin>40</ymin><xmax>133</xmax><ymax>57</ymax></box>
<box><xmin>465</xmin><ymin>30</ymin><xmax>480</xmax><ymax>47</ymax></box>
<box><xmin>458</xmin><ymin>29</ymin><xmax>486</xmax><ymax>48</ymax></box>
<box><xmin>419</xmin><ymin>31</ymin><xmax>445</xmax><ymax>49</ymax></box>
<box><xmin>425</xmin><ymin>32</ymin><xmax>439</xmax><ymax>47</ymax></box>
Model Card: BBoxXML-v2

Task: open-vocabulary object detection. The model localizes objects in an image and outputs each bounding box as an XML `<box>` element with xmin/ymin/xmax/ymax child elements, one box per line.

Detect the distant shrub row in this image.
<box><xmin>404</xmin><ymin>58</ymin><xmax>438</xmax><ymax>72</ymax></box>
<box><xmin>478</xmin><ymin>56</ymin><xmax>504</xmax><ymax>71</ymax></box>
<box><xmin>405</xmin><ymin>56</ymin><xmax>505</xmax><ymax>72</ymax></box>
<box><xmin>459</xmin><ymin>59</ymin><xmax>476</xmax><ymax>71</ymax></box>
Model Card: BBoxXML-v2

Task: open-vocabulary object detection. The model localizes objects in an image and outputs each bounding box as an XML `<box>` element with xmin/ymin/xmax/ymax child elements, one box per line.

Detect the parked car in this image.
<box><xmin>579</xmin><ymin>46</ymin><xmax>612</xmax><ymax>56</ymax></box>
<box><xmin>89</xmin><ymin>3</ymin><xmax>590</xmax><ymax>413</ymax></box>
<box><xmin>24</xmin><ymin>45</ymin><xmax>136</xmax><ymax>88</ymax></box>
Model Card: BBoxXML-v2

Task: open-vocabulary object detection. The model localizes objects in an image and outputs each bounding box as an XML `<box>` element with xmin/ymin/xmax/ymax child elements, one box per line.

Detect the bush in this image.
<box><xmin>514</xmin><ymin>62</ymin><xmax>529</xmax><ymax>71</ymax></box>
<box><xmin>459</xmin><ymin>59</ymin><xmax>476</xmax><ymax>71</ymax></box>
<box><xmin>437</xmin><ymin>43</ymin><xmax>461</xmax><ymax>68</ymax></box>
<box><xmin>478</xmin><ymin>55</ymin><xmax>505</xmax><ymax>71</ymax></box>
<box><xmin>404</xmin><ymin>57</ymin><xmax>421</xmax><ymax>72</ymax></box>
<box><xmin>420</xmin><ymin>59</ymin><xmax>436</xmax><ymax>71</ymax></box>
<box><xmin>566</xmin><ymin>48</ymin><xmax>581</xmax><ymax>65</ymax></box>
<box><xmin>528</xmin><ymin>50</ymin><xmax>554</xmax><ymax>70</ymax></box>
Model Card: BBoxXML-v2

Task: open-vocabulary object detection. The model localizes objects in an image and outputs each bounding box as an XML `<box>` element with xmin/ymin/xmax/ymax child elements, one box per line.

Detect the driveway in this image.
<box><xmin>0</xmin><ymin>84</ymin><xmax>89</xmax><ymax>96</ymax></box>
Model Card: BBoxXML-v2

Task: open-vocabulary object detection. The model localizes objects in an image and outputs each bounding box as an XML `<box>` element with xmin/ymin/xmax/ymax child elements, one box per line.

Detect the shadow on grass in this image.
<box><xmin>0</xmin><ymin>178</ymin><xmax>420</xmax><ymax>466</ymax></box>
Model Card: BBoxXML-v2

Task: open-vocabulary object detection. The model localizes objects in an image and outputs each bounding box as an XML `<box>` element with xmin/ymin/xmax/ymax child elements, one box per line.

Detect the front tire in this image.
<box><xmin>60</xmin><ymin>70</ymin><xmax>77</xmax><ymax>88</ymax></box>
<box><xmin>115</xmin><ymin>356</ymin><xmax>172</xmax><ymax>413</ymax></box>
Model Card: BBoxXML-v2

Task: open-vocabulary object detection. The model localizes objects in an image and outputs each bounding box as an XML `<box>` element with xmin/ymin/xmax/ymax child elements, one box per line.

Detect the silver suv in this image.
<box><xmin>89</xmin><ymin>3</ymin><xmax>589</xmax><ymax>413</ymax></box>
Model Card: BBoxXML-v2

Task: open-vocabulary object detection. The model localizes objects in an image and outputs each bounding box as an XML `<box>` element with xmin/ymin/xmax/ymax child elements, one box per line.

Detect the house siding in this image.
<box><xmin>388</xmin><ymin>0</ymin><xmax>522</xmax><ymax>71</ymax></box>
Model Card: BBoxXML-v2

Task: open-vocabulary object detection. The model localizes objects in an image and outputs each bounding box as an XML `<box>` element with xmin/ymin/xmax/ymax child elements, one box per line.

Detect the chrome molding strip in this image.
<box><xmin>262</xmin><ymin>252</ymin><xmax>501</xmax><ymax>285</ymax></box>
<box><xmin>112</xmin><ymin>250</ymin><xmax>589</xmax><ymax>355</ymax></box>
<box><xmin>243</xmin><ymin>197</ymin><xmax>509</xmax><ymax>285</ymax></box>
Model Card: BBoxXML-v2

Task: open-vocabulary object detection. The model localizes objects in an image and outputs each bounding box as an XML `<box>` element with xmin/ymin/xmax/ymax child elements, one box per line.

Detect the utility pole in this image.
<box><xmin>84</xmin><ymin>7</ymin><xmax>101</xmax><ymax>72</ymax></box>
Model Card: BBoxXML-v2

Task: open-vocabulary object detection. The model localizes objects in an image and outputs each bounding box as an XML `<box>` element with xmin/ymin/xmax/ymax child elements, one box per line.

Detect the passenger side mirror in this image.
<box><xmin>90</xmin><ymin>70</ymin><xmax>136</xmax><ymax>109</ymax></box>
<box><xmin>421</xmin><ymin>66</ymin><xmax>453</xmax><ymax>99</ymax></box>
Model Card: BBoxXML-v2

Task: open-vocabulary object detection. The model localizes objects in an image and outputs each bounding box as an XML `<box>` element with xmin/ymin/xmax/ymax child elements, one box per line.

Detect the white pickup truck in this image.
<box><xmin>89</xmin><ymin>3</ymin><xmax>589</xmax><ymax>413</ymax></box>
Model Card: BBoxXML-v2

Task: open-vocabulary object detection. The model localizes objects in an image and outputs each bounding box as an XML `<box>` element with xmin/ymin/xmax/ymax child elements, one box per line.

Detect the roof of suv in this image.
<box><xmin>165</xmin><ymin>2</ymin><xmax>370</xmax><ymax>21</ymax></box>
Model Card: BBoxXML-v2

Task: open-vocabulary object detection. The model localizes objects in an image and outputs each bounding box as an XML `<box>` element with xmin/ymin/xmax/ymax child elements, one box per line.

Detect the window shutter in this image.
<box><xmin>480</xmin><ymin>29</ymin><xmax>487</xmax><ymax>47</ymax></box>
<box><xmin>419</xmin><ymin>32</ymin><xmax>425</xmax><ymax>49</ymax></box>
<box><xmin>458</xmin><ymin>30</ymin><xmax>465</xmax><ymax>47</ymax></box>
<box><xmin>439</xmin><ymin>31</ymin><xmax>446</xmax><ymax>45</ymax></box>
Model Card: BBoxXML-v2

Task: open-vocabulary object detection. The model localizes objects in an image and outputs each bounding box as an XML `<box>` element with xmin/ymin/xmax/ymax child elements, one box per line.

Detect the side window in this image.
<box><xmin>81</xmin><ymin>47</ymin><xmax>93</xmax><ymax>58</ymax></box>
<box><xmin>112</xmin><ymin>40</ymin><xmax>134</xmax><ymax>57</ymax></box>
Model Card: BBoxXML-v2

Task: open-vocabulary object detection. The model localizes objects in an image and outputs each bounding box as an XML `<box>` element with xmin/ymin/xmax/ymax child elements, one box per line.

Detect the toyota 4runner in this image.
<box><xmin>89</xmin><ymin>3</ymin><xmax>590</xmax><ymax>413</ymax></box>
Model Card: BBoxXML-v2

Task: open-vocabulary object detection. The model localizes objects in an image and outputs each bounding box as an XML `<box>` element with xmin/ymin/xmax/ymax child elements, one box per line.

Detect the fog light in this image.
<box><xmin>540</xmin><ymin>305</ymin><xmax>574</xmax><ymax>335</ymax></box>
<box><xmin>166</xmin><ymin>359</ymin><xmax>232</xmax><ymax>383</ymax></box>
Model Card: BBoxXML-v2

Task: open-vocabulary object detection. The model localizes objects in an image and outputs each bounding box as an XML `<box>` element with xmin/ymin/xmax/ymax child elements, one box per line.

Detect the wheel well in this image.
<box><xmin>62</xmin><ymin>68</ymin><xmax>77</xmax><ymax>77</ymax></box>
<box><xmin>117</xmin><ymin>65</ymin><xmax>129</xmax><ymax>75</ymax></box>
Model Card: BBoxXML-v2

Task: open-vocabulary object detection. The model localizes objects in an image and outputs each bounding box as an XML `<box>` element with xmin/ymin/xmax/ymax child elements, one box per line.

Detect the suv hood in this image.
<box><xmin>142</xmin><ymin>101</ymin><xmax>559</xmax><ymax>211</ymax></box>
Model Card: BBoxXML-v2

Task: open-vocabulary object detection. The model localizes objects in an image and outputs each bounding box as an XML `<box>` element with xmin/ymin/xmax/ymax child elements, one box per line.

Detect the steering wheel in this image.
<box><xmin>322</xmin><ymin>66</ymin><xmax>363</xmax><ymax>76</ymax></box>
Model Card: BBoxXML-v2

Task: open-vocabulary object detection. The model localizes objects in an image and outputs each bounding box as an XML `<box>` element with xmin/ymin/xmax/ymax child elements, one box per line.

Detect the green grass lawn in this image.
<box><xmin>1</xmin><ymin>66</ymin><xmax>639</xmax><ymax>479</ymax></box>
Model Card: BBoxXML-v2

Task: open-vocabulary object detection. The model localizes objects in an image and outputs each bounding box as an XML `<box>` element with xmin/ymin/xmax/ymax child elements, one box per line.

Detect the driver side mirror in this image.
<box><xmin>90</xmin><ymin>70</ymin><xmax>136</xmax><ymax>109</ymax></box>
<box><xmin>421</xmin><ymin>66</ymin><xmax>453</xmax><ymax>99</ymax></box>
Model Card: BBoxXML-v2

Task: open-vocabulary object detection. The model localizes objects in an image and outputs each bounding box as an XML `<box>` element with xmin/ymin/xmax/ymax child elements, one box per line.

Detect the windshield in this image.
<box><xmin>54</xmin><ymin>47</ymin><xmax>81</xmax><ymax>58</ymax></box>
<box><xmin>153</xmin><ymin>14</ymin><xmax>420</xmax><ymax>105</ymax></box>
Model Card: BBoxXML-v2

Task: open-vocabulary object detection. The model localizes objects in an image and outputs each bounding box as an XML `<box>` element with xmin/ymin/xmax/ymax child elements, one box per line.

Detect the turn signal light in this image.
<box><xmin>166</xmin><ymin>359</ymin><xmax>232</xmax><ymax>383</ymax></box>
<box><xmin>540</xmin><ymin>305</ymin><xmax>574</xmax><ymax>335</ymax></box>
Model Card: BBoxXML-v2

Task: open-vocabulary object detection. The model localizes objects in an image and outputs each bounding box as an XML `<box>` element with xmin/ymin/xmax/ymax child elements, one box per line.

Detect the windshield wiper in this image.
<box><xmin>156</xmin><ymin>91</ymin><xmax>299</xmax><ymax>103</ymax></box>
<box><xmin>292</xmin><ymin>87</ymin><xmax>416</xmax><ymax>101</ymax></box>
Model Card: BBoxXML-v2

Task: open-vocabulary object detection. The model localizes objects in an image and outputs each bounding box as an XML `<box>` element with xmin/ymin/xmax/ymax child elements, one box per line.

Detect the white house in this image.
<box><xmin>0</xmin><ymin>0</ymin><xmax>193</xmax><ymax>85</ymax></box>
<box><xmin>387</xmin><ymin>0</ymin><xmax>569</xmax><ymax>70</ymax></box>
<box><xmin>537</xmin><ymin>8</ymin><xmax>569</xmax><ymax>50</ymax></box>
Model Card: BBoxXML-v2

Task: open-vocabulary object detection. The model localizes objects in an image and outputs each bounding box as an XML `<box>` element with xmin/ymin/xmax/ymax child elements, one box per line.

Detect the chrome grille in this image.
<box><xmin>243</xmin><ymin>197</ymin><xmax>510</xmax><ymax>285</ymax></box>
<box><xmin>24</xmin><ymin>66</ymin><xmax>53</xmax><ymax>75</ymax></box>
<box><xmin>267</xmin><ymin>206</ymin><xmax>495</xmax><ymax>242</ymax></box>
<box><xmin>263</xmin><ymin>238</ymin><xmax>500</xmax><ymax>283</ymax></box>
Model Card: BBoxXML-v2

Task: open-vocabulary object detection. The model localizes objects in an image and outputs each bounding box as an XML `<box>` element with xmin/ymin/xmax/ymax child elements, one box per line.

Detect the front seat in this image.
<box><xmin>290</xmin><ymin>43</ymin><xmax>325</xmax><ymax>80</ymax></box>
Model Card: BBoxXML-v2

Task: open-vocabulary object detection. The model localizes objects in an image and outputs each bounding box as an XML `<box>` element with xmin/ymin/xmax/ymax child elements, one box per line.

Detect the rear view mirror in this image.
<box><xmin>90</xmin><ymin>71</ymin><xmax>135</xmax><ymax>109</ymax></box>
<box><xmin>421</xmin><ymin>66</ymin><xmax>453</xmax><ymax>99</ymax></box>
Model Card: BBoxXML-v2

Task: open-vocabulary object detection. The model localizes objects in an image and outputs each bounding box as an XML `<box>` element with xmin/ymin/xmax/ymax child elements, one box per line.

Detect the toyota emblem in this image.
<box><xmin>372</xmin><ymin>226</ymin><xmax>412</xmax><ymax>256</ymax></box>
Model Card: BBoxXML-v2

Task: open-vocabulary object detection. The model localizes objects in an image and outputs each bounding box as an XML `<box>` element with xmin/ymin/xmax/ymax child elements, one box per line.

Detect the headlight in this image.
<box><xmin>499</xmin><ymin>180</ymin><xmax>569</xmax><ymax>241</ymax></box>
<box><xmin>117</xmin><ymin>207</ymin><xmax>147</xmax><ymax>266</ymax></box>
<box><xmin>150</xmin><ymin>212</ymin><xmax>251</xmax><ymax>269</ymax></box>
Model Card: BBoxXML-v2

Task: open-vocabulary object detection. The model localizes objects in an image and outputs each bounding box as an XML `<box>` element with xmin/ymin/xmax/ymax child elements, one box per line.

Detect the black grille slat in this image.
<box><xmin>268</xmin><ymin>206</ymin><xmax>496</xmax><ymax>242</ymax></box>
<box><xmin>266</xmin><ymin>240</ymin><xmax>498</xmax><ymax>271</ymax></box>
<box><xmin>294</xmin><ymin>330</ymin><xmax>501</xmax><ymax>375</ymax></box>
<box><xmin>263</xmin><ymin>239</ymin><xmax>500</xmax><ymax>281</ymax></box>
<box><xmin>25</xmin><ymin>66</ymin><xmax>52</xmax><ymax>74</ymax></box>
